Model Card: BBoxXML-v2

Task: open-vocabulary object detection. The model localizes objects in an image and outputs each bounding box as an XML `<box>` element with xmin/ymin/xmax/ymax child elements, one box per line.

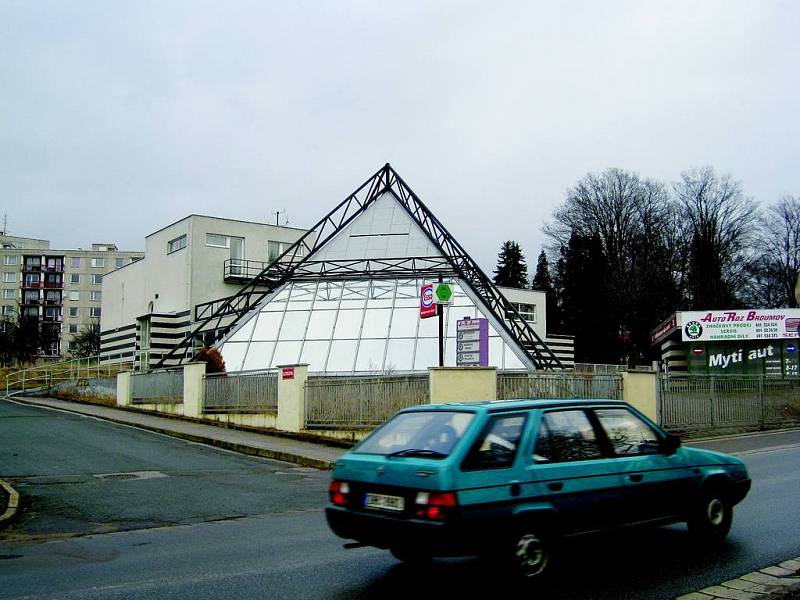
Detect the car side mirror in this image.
<box><xmin>662</xmin><ymin>434</ymin><xmax>681</xmax><ymax>455</ymax></box>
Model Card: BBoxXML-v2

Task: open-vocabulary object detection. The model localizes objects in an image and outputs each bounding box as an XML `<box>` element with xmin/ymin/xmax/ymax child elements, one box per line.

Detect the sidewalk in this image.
<box><xmin>5</xmin><ymin>396</ymin><xmax>346</xmax><ymax>469</ymax></box>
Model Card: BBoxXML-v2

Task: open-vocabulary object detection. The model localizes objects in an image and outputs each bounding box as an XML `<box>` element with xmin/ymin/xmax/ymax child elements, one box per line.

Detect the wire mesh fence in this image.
<box><xmin>498</xmin><ymin>372</ymin><xmax>623</xmax><ymax>401</ymax></box>
<box><xmin>203</xmin><ymin>370</ymin><xmax>278</xmax><ymax>413</ymax></box>
<box><xmin>304</xmin><ymin>374</ymin><xmax>429</xmax><ymax>429</ymax></box>
<box><xmin>658</xmin><ymin>375</ymin><xmax>800</xmax><ymax>430</ymax></box>
<box><xmin>130</xmin><ymin>368</ymin><xmax>184</xmax><ymax>404</ymax></box>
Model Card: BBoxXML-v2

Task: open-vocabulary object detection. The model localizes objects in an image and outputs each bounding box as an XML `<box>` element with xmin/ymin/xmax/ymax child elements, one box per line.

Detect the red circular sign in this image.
<box><xmin>421</xmin><ymin>287</ymin><xmax>434</xmax><ymax>307</ymax></box>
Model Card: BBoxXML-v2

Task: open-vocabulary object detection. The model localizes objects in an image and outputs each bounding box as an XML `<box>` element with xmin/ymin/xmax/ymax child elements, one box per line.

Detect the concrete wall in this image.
<box><xmin>429</xmin><ymin>367</ymin><xmax>497</xmax><ymax>403</ymax></box>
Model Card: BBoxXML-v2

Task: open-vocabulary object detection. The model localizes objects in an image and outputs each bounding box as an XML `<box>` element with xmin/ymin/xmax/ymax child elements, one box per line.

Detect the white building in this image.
<box><xmin>100</xmin><ymin>215</ymin><xmax>308</xmax><ymax>367</ymax></box>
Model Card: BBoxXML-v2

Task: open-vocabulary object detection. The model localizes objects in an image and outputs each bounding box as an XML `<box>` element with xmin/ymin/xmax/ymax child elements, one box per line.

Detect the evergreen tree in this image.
<box><xmin>493</xmin><ymin>241</ymin><xmax>529</xmax><ymax>288</ymax></box>
<box><xmin>531</xmin><ymin>250</ymin><xmax>560</xmax><ymax>334</ymax></box>
<box><xmin>554</xmin><ymin>234</ymin><xmax>620</xmax><ymax>364</ymax></box>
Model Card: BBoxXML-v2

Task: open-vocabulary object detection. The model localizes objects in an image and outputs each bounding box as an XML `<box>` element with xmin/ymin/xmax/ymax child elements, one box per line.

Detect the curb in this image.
<box><xmin>677</xmin><ymin>556</ymin><xmax>800</xmax><ymax>600</ymax></box>
<box><xmin>4</xmin><ymin>397</ymin><xmax>336</xmax><ymax>470</ymax></box>
<box><xmin>0</xmin><ymin>479</ymin><xmax>20</xmax><ymax>528</ymax></box>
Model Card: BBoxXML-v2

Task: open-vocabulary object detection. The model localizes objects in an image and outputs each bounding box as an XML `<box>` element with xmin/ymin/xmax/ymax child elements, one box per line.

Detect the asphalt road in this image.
<box><xmin>1</xmin><ymin>399</ymin><xmax>799</xmax><ymax>599</ymax></box>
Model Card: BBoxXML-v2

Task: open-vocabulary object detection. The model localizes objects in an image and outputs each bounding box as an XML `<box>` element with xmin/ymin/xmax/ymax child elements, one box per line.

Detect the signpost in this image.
<box><xmin>456</xmin><ymin>318</ymin><xmax>489</xmax><ymax>367</ymax></box>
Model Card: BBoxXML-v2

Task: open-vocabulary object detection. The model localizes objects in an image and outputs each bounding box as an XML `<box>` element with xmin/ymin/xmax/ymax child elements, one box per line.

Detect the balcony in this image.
<box><xmin>43</xmin><ymin>280</ymin><xmax>64</xmax><ymax>289</ymax></box>
<box><xmin>23</xmin><ymin>264</ymin><xmax>42</xmax><ymax>273</ymax></box>
<box><xmin>22</xmin><ymin>280</ymin><xmax>43</xmax><ymax>289</ymax></box>
<box><xmin>41</xmin><ymin>314</ymin><xmax>62</xmax><ymax>323</ymax></box>
<box><xmin>21</xmin><ymin>298</ymin><xmax>42</xmax><ymax>306</ymax></box>
<box><xmin>44</xmin><ymin>265</ymin><xmax>64</xmax><ymax>273</ymax></box>
<box><xmin>43</xmin><ymin>298</ymin><xmax>63</xmax><ymax>306</ymax></box>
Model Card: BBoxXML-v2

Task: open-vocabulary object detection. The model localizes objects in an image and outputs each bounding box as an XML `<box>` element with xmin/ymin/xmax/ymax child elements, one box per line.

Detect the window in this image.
<box><xmin>2</xmin><ymin>289</ymin><xmax>14</xmax><ymax>299</ymax></box>
<box><xmin>91</xmin><ymin>274</ymin><xmax>103</xmax><ymax>285</ymax></box>
<box><xmin>71</xmin><ymin>257</ymin><xmax>81</xmax><ymax>268</ymax></box>
<box><xmin>168</xmin><ymin>235</ymin><xmax>187</xmax><ymax>254</ymax></box>
<box><xmin>69</xmin><ymin>307</ymin><xmax>79</xmax><ymax>318</ymax></box>
<box><xmin>594</xmin><ymin>409</ymin><xmax>661</xmax><ymax>457</ymax></box>
<box><xmin>534</xmin><ymin>411</ymin><xmax>603</xmax><ymax>463</ymax></box>
<box><xmin>90</xmin><ymin>307</ymin><xmax>101</xmax><ymax>317</ymax></box>
<box><xmin>463</xmin><ymin>414</ymin><xmax>527</xmax><ymax>470</ymax></box>
<box><xmin>90</xmin><ymin>291</ymin><xmax>102</xmax><ymax>301</ymax></box>
<box><xmin>3</xmin><ymin>255</ymin><xmax>17</xmax><ymax>265</ymax></box>
<box><xmin>1</xmin><ymin>305</ymin><xmax>14</xmax><ymax>316</ymax></box>
<box><xmin>23</xmin><ymin>291</ymin><xmax>38</xmax><ymax>304</ymax></box>
<box><xmin>91</xmin><ymin>258</ymin><xmax>105</xmax><ymax>268</ymax></box>
<box><xmin>69</xmin><ymin>291</ymin><xmax>80</xmax><ymax>301</ymax></box>
<box><xmin>513</xmin><ymin>303</ymin><xmax>536</xmax><ymax>323</ymax></box>
<box><xmin>70</xmin><ymin>274</ymin><xmax>80</xmax><ymax>284</ymax></box>
<box><xmin>268</xmin><ymin>240</ymin><xmax>302</xmax><ymax>263</ymax></box>
<box><xmin>24</xmin><ymin>273</ymin><xmax>41</xmax><ymax>287</ymax></box>
<box><xmin>3</xmin><ymin>272</ymin><xmax>15</xmax><ymax>283</ymax></box>
<box><xmin>206</xmin><ymin>233</ymin><xmax>229</xmax><ymax>248</ymax></box>
<box><xmin>355</xmin><ymin>411</ymin><xmax>475</xmax><ymax>457</ymax></box>
<box><xmin>69</xmin><ymin>324</ymin><xmax>78</xmax><ymax>334</ymax></box>
<box><xmin>115</xmin><ymin>258</ymin><xmax>124</xmax><ymax>268</ymax></box>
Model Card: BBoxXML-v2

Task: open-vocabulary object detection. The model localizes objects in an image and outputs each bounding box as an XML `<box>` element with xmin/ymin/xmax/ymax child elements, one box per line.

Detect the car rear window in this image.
<box><xmin>355</xmin><ymin>411</ymin><xmax>476</xmax><ymax>458</ymax></box>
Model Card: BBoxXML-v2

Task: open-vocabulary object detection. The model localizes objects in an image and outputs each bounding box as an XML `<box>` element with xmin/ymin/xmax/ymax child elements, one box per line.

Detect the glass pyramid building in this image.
<box><xmin>161</xmin><ymin>165</ymin><xmax>563</xmax><ymax>374</ymax></box>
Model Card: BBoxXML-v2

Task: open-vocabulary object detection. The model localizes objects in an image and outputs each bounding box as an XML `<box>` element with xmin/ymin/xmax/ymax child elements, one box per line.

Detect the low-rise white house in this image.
<box><xmin>100</xmin><ymin>215</ymin><xmax>308</xmax><ymax>367</ymax></box>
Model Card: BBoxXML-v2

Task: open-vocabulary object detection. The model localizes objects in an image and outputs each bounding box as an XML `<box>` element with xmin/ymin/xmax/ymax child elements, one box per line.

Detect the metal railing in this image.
<box><xmin>304</xmin><ymin>374</ymin><xmax>429</xmax><ymax>429</ymax></box>
<box><xmin>498</xmin><ymin>372</ymin><xmax>623</xmax><ymax>401</ymax></box>
<box><xmin>658</xmin><ymin>375</ymin><xmax>800</xmax><ymax>431</ymax></box>
<box><xmin>5</xmin><ymin>350</ymin><xmax>146</xmax><ymax>396</ymax></box>
<box><xmin>130</xmin><ymin>368</ymin><xmax>184</xmax><ymax>404</ymax></box>
<box><xmin>203</xmin><ymin>370</ymin><xmax>278</xmax><ymax>413</ymax></box>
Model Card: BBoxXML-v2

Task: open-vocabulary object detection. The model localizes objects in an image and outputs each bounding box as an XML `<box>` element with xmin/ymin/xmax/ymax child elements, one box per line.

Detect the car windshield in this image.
<box><xmin>355</xmin><ymin>411</ymin><xmax>476</xmax><ymax>458</ymax></box>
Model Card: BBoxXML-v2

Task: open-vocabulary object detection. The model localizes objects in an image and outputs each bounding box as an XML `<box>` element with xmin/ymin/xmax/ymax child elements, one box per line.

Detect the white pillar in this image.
<box><xmin>117</xmin><ymin>372</ymin><xmax>132</xmax><ymax>407</ymax></box>
<box><xmin>183</xmin><ymin>363</ymin><xmax>206</xmax><ymax>418</ymax></box>
<box><xmin>621</xmin><ymin>371</ymin><xmax>658</xmax><ymax>423</ymax></box>
<box><xmin>276</xmin><ymin>364</ymin><xmax>309</xmax><ymax>433</ymax></box>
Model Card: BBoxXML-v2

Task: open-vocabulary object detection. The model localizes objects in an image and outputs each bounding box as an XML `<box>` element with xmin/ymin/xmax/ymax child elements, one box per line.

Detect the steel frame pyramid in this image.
<box><xmin>157</xmin><ymin>164</ymin><xmax>563</xmax><ymax>370</ymax></box>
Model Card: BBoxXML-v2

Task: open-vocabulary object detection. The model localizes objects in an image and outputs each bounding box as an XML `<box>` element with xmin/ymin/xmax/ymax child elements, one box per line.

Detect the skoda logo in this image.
<box><xmin>685</xmin><ymin>321</ymin><xmax>703</xmax><ymax>340</ymax></box>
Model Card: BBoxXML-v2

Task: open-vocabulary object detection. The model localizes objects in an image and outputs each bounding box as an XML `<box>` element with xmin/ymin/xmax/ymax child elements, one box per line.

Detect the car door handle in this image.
<box><xmin>510</xmin><ymin>482</ymin><xmax>521</xmax><ymax>497</ymax></box>
<box><xmin>547</xmin><ymin>482</ymin><xmax>563</xmax><ymax>491</ymax></box>
<box><xmin>628</xmin><ymin>474</ymin><xmax>644</xmax><ymax>483</ymax></box>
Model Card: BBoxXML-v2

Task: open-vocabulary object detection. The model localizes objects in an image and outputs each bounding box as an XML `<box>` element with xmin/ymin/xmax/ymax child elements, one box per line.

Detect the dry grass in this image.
<box><xmin>49</xmin><ymin>391</ymin><xmax>117</xmax><ymax>407</ymax></box>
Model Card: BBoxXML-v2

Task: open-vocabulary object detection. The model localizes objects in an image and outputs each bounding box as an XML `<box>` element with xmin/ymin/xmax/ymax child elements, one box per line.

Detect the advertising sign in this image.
<box><xmin>456</xmin><ymin>318</ymin><xmax>489</xmax><ymax>366</ymax></box>
<box><xmin>281</xmin><ymin>367</ymin><xmax>295</xmax><ymax>380</ymax></box>
<box><xmin>419</xmin><ymin>284</ymin><xmax>437</xmax><ymax>319</ymax></box>
<box><xmin>680</xmin><ymin>309</ymin><xmax>800</xmax><ymax>342</ymax></box>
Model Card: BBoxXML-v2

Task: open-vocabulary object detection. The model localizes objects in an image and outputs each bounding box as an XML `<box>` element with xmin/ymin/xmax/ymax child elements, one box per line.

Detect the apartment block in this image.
<box><xmin>1</xmin><ymin>234</ymin><xmax>144</xmax><ymax>357</ymax></box>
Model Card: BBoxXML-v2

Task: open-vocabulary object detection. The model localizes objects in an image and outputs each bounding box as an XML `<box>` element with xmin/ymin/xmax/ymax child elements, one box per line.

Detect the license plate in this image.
<box><xmin>364</xmin><ymin>493</ymin><xmax>405</xmax><ymax>512</ymax></box>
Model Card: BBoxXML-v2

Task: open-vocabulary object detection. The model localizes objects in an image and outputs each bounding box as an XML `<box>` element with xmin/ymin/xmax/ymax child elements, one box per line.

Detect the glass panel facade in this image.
<box><xmin>220</xmin><ymin>278</ymin><xmax>525</xmax><ymax>374</ymax></box>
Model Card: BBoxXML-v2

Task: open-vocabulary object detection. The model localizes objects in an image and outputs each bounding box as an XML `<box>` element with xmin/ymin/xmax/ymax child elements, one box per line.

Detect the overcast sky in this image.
<box><xmin>1</xmin><ymin>1</ymin><xmax>798</xmax><ymax>272</ymax></box>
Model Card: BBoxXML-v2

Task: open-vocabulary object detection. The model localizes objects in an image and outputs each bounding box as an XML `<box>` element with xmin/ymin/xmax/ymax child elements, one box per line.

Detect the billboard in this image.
<box><xmin>681</xmin><ymin>309</ymin><xmax>800</xmax><ymax>342</ymax></box>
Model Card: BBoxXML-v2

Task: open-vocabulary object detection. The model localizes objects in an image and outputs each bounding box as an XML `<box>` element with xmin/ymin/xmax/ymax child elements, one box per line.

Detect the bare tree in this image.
<box><xmin>674</xmin><ymin>166</ymin><xmax>757</xmax><ymax>309</ymax></box>
<box><xmin>546</xmin><ymin>168</ymin><xmax>680</xmax><ymax>364</ymax></box>
<box><xmin>750</xmin><ymin>196</ymin><xmax>800</xmax><ymax>308</ymax></box>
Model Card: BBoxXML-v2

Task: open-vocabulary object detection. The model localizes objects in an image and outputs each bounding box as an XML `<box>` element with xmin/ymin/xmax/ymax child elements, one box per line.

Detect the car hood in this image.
<box><xmin>681</xmin><ymin>446</ymin><xmax>746</xmax><ymax>468</ymax></box>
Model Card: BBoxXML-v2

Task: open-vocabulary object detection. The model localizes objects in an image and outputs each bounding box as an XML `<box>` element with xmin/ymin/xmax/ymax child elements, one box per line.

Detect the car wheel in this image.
<box><xmin>390</xmin><ymin>546</ymin><xmax>432</xmax><ymax>565</ymax></box>
<box><xmin>511</xmin><ymin>530</ymin><xmax>552</xmax><ymax>579</ymax></box>
<box><xmin>688</xmin><ymin>489</ymin><xmax>733</xmax><ymax>543</ymax></box>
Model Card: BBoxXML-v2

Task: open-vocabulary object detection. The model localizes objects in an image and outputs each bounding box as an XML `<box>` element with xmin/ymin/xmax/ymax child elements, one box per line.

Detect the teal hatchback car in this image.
<box><xmin>326</xmin><ymin>399</ymin><xmax>751</xmax><ymax>578</ymax></box>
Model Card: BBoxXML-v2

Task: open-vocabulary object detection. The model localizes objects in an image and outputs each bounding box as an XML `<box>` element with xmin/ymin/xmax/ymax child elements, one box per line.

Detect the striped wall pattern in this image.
<box><xmin>101</xmin><ymin>310</ymin><xmax>191</xmax><ymax>369</ymax></box>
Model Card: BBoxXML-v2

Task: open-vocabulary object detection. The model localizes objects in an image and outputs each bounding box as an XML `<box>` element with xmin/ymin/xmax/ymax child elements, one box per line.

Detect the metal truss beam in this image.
<box><xmin>158</xmin><ymin>163</ymin><xmax>563</xmax><ymax>370</ymax></box>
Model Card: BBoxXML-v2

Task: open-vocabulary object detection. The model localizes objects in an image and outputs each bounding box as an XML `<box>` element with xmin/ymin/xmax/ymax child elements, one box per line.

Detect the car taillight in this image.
<box><xmin>329</xmin><ymin>481</ymin><xmax>350</xmax><ymax>506</ymax></box>
<box><xmin>414</xmin><ymin>491</ymin><xmax>457</xmax><ymax>520</ymax></box>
